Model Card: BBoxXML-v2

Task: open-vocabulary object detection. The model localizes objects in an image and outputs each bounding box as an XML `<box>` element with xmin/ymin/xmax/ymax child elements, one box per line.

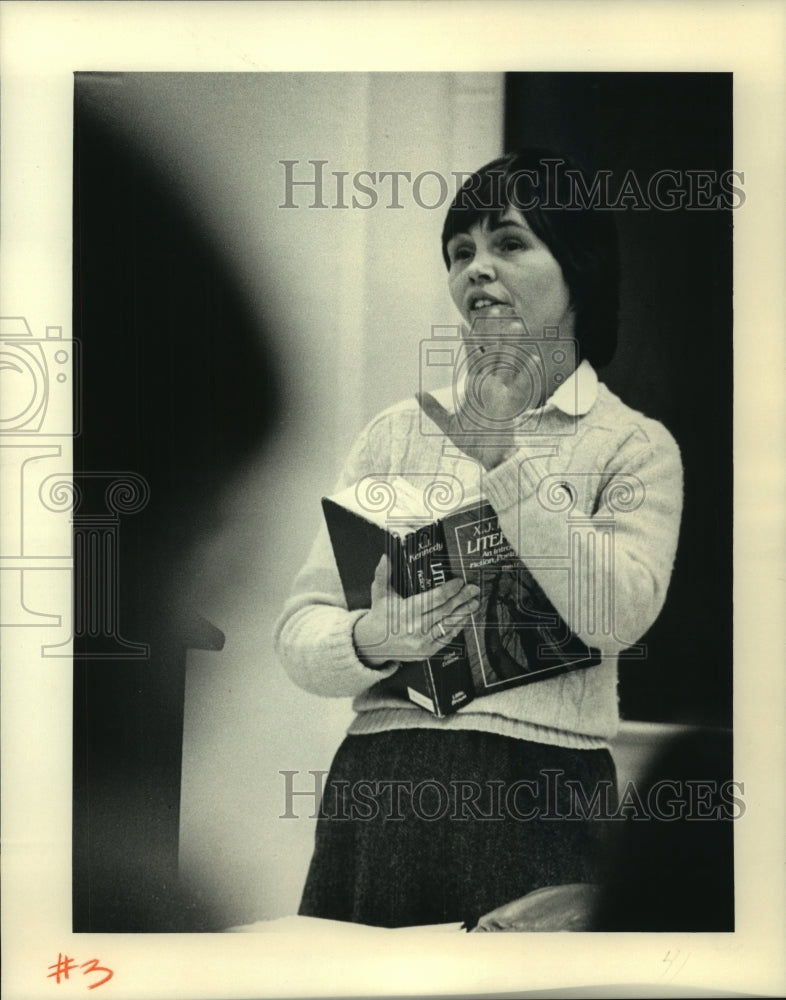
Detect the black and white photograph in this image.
<box><xmin>2</xmin><ymin>3</ymin><xmax>785</xmax><ymax>998</ymax></box>
<box><xmin>70</xmin><ymin>65</ymin><xmax>734</xmax><ymax>934</ymax></box>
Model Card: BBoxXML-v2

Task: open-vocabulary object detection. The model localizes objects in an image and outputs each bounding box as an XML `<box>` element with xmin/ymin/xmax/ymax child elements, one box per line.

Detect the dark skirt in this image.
<box><xmin>299</xmin><ymin>728</ymin><xmax>617</xmax><ymax>928</ymax></box>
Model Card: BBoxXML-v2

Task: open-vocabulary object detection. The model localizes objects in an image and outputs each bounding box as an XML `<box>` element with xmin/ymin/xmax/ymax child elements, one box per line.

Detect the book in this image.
<box><xmin>322</xmin><ymin>476</ymin><xmax>601</xmax><ymax>716</ymax></box>
<box><xmin>321</xmin><ymin>482</ymin><xmax>475</xmax><ymax>716</ymax></box>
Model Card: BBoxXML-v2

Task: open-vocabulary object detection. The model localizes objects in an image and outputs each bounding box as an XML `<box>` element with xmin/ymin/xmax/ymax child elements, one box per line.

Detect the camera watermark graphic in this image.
<box><xmin>279</xmin><ymin>159</ymin><xmax>746</xmax><ymax>212</ymax></box>
<box><xmin>0</xmin><ymin>315</ymin><xmax>149</xmax><ymax>658</ymax></box>
<box><xmin>0</xmin><ymin>317</ymin><xmax>80</xmax><ymax>437</ymax></box>
<box><xmin>279</xmin><ymin>769</ymin><xmax>745</xmax><ymax>822</ymax></box>
<box><xmin>419</xmin><ymin>318</ymin><xmax>580</xmax><ymax>441</ymax></box>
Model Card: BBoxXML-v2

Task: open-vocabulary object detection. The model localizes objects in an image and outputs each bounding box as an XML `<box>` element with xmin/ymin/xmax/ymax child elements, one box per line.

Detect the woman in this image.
<box><xmin>274</xmin><ymin>149</ymin><xmax>683</xmax><ymax>929</ymax></box>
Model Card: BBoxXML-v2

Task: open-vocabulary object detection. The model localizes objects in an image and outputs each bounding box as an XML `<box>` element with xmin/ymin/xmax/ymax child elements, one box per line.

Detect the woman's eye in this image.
<box><xmin>500</xmin><ymin>238</ymin><xmax>525</xmax><ymax>252</ymax></box>
<box><xmin>450</xmin><ymin>246</ymin><xmax>473</xmax><ymax>264</ymax></box>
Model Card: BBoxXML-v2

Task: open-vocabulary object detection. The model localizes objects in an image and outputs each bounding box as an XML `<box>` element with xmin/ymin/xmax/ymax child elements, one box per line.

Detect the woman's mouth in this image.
<box><xmin>469</xmin><ymin>297</ymin><xmax>515</xmax><ymax>315</ymax></box>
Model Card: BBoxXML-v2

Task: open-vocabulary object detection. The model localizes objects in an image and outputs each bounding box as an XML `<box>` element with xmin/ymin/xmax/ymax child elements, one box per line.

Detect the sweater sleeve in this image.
<box><xmin>273</xmin><ymin>424</ymin><xmax>400</xmax><ymax>698</ymax></box>
<box><xmin>480</xmin><ymin>420</ymin><xmax>683</xmax><ymax>657</ymax></box>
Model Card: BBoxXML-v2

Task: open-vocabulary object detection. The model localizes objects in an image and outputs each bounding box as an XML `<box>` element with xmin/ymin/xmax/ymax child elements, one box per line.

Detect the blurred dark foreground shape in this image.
<box><xmin>471</xmin><ymin>728</ymin><xmax>735</xmax><ymax>932</ymax></box>
<box><xmin>72</xmin><ymin>78</ymin><xmax>277</xmax><ymax>932</ymax></box>
<box><xmin>595</xmin><ymin>727</ymin><xmax>735</xmax><ymax>932</ymax></box>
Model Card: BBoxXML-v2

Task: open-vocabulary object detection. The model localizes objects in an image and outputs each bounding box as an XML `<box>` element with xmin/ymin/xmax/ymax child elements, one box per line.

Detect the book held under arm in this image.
<box><xmin>322</xmin><ymin>475</ymin><xmax>601</xmax><ymax>717</ymax></box>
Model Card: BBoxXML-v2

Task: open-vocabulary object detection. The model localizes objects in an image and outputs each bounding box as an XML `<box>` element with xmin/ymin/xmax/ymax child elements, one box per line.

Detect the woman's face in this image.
<box><xmin>446</xmin><ymin>205</ymin><xmax>575</xmax><ymax>340</ymax></box>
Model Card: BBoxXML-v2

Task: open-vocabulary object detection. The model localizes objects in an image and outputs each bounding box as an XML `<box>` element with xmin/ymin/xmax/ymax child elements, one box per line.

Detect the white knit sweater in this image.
<box><xmin>274</xmin><ymin>363</ymin><xmax>683</xmax><ymax>750</ymax></box>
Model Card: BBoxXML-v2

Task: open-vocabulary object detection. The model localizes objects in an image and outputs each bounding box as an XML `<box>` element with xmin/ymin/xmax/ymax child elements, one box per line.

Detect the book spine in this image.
<box><xmin>322</xmin><ymin>496</ymin><xmax>469</xmax><ymax>714</ymax></box>
<box><xmin>401</xmin><ymin>522</ymin><xmax>449</xmax><ymax>588</ymax></box>
<box><xmin>402</xmin><ymin>522</ymin><xmax>474</xmax><ymax>716</ymax></box>
<box><xmin>400</xmin><ymin>524</ymin><xmax>442</xmax><ymax>713</ymax></box>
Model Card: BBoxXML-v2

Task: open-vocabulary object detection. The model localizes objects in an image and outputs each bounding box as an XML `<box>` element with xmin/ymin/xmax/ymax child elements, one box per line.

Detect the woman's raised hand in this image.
<box><xmin>417</xmin><ymin>390</ymin><xmax>519</xmax><ymax>471</ymax></box>
<box><xmin>352</xmin><ymin>554</ymin><xmax>481</xmax><ymax>668</ymax></box>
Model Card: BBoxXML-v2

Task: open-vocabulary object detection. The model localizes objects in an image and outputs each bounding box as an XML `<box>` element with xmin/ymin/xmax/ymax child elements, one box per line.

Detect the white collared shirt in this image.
<box><xmin>542</xmin><ymin>359</ymin><xmax>598</xmax><ymax>417</ymax></box>
<box><xmin>443</xmin><ymin>359</ymin><xmax>598</xmax><ymax>423</ymax></box>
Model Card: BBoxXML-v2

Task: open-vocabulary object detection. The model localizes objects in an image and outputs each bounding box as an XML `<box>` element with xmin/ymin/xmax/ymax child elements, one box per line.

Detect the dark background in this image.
<box><xmin>506</xmin><ymin>72</ymin><xmax>733</xmax><ymax>728</ymax></box>
<box><xmin>72</xmin><ymin>79</ymin><xmax>276</xmax><ymax>930</ymax></box>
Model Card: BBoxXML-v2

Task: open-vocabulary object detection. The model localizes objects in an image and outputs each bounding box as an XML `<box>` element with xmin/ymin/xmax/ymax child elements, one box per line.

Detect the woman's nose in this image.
<box><xmin>466</xmin><ymin>250</ymin><xmax>495</xmax><ymax>282</ymax></box>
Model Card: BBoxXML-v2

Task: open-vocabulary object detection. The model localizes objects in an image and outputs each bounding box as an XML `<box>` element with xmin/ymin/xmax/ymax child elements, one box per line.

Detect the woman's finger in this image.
<box><xmin>415</xmin><ymin>391</ymin><xmax>453</xmax><ymax>435</ymax></box>
<box><xmin>369</xmin><ymin>553</ymin><xmax>392</xmax><ymax>599</ymax></box>
<box><xmin>426</xmin><ymin>593</ymin><xmax>481</xmax><ymax>642</ymax></box>
<box><xmin>429</xmin><ymin>597</ymin><xmax>480</xmax><ymax>646</ymax></box>
<box><xmin>414</xmin><ymin>576</ymin><xmax>469</xmax><ymax>615</ymax></box>
<box><xmin>419</xmin><ymin>579</ymin><xmax>479</xmax><ymax>619</ymax></box>
<box><xmin>446</xmin><ymin>589</ymin><xmax>483</xmax><ymax>620</ymax></box>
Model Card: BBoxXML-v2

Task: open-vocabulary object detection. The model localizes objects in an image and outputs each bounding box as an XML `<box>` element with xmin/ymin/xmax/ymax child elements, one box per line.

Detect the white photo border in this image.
<box><xmin>1</xmin><ymin>2</ymin><xmax>784</xmax><ymax>997</ymax></box>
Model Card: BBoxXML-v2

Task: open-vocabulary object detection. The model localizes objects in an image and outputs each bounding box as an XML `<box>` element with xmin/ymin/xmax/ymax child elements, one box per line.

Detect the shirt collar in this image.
<box><xmin>544</xmin><ymin>359</ymin><xmax>598</xmax><ymax>416</ymax></box>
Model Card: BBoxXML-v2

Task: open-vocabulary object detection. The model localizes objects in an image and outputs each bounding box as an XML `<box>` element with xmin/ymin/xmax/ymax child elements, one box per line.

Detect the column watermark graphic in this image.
<box><xmin>0</xmin><ymin>316</ymin><xmax>150</xmax><ymax>659</ymax></box>
<box><xmin>39</xmin><ymin>472</ymin><xmax>150</xmax><ymax>658</ymax></box>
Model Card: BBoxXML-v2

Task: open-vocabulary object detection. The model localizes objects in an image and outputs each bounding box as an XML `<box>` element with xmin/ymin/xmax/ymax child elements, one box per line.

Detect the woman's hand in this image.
<box><xmin>417</xmin><ymin>390</ymin><xmax>519</xmax><ymax>471</ymax></box>
<box><xmin>353</xmin><ymin>554</ymin><xmax>481</xmax><ymax>668</ymax></box>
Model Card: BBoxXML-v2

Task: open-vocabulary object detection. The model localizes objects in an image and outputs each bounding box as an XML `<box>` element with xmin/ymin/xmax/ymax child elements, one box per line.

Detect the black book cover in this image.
<box><xmin>322</xmin><ymin>480</ymin><xmax>602</xmax><ymax>715</ymax></box>
<box><xmin>442</xmin><ymin>503</ymin><xmax>602</xmax><ymax>694</ymax></box>
<box><xmin>321</xmin><ymin>498</ymin><xmax>475</xmax><ymax>716</ymax></box>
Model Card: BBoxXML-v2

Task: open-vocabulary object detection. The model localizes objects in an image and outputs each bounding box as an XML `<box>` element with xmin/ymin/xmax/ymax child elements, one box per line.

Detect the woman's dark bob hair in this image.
<box><xmin>441</xmin><ymin>148</ymin><xmax>619</xmax><ymax>369</ymax></box>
